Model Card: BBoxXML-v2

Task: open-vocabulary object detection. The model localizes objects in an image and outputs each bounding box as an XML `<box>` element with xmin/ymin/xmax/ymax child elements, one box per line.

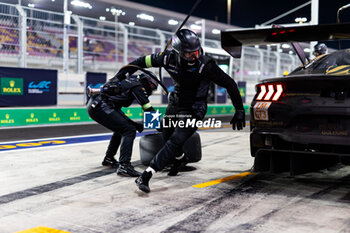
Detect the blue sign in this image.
<box><xmin>0</xmin><ymin>67</ymin><xmax>57</xmax><ymax>107</ymax></box>
<box><xmin>216</xmin><ymin>86</ymin><xmax>227</xmax><ymax>103</ymax></box>
<box><xmin>86</xmin><ymin>72</ymin><xmax>107</xmax><ymax>103</ymax></box>
<box><xmin>143</xmin><ymin>110</ymin><xmax>161</xmax><ymax>129</ymax></box>
<box><xmin>28</xmin><ymin>81</ymin><xmax>52</xmax><ymax>93</ymax></box>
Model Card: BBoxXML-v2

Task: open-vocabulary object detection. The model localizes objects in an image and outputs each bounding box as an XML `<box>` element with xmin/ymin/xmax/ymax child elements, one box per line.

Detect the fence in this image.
<box><xmin>0</xmin><ymin>2</ymin><xmax>301</xmax><ymax>105</ymax></box>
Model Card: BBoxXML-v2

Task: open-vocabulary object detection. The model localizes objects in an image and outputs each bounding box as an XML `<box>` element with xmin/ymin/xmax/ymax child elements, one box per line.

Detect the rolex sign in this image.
<box><xmin>0</xmin><ymin>77</ymin><xmax>23</xmax><ymax>95</ymax></box>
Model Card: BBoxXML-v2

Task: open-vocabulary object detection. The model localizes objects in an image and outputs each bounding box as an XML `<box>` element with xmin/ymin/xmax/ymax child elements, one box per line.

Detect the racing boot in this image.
<box><xmin>117</xmin><ymin>163</ymin><xmax>142</xmax><ymax>177</ymax></box>
<box><xmin>135</xmin><ymin>171</ymin><xmax>152</xmax><ymax>193</ymax></box>
<box><xmin>168</xmin><ymin>154</ymin><xmax>187</xmax><ymax>176</ymax></box>
<box><xmin>102</xmin><ymin>156</ymin><xmax>119</xmax><ymax>168</ymax></box>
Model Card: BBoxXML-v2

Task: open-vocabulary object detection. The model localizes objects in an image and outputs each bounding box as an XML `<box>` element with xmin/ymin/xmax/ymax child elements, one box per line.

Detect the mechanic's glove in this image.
<box><xmin>101</xmin><ymin>83</ymin><xmax>121</xmax><ymax>95</ymax></box>
<box><xmin>134</xmin><ymin>122</ymin><xmax>144</xmax><ymax>133</ymax></box>
<box><xmin>230</xmin><ymin>110</ymin><xmax>245</xmax><ymax>130</ymax></box>
<box><xmin>114</xmin><ymin>69</ymin><xmax>129</xmax><ymax>81</ymax></box>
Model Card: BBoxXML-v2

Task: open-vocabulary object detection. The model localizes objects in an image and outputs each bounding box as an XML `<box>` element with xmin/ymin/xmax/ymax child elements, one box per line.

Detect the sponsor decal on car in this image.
<box><xmin>253</xmin><ymin>101</ymin><xmax>272</xmax><ymax>121</ymax></box>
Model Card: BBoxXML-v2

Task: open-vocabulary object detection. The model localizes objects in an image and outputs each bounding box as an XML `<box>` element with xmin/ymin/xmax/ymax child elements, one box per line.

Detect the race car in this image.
<box><xmin>221</xmin><ymin>23</ymin><xmax>350</xmax><ymax>175</ymax></box>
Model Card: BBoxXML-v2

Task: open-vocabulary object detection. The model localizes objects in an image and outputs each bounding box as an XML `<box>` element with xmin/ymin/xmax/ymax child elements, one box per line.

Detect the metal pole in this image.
<box><xmin>115</xmin><ymin>14</ymin><xmax>119</xmax><ymax>69</ymax></box>
<box><xmin>156</xmin><ymin>29</ymin><xmax>165</xmax><ymax>51</ymax></box>
<box><xmin>63</xmin><ymin>0</ymin><xmax>69</xmax><ymax>73</ymax></box>
<box><xmin>18</xmin><ymin>0</ymin><xmax>21</xmax><ymax>5</ymax></box>
<box><xmin>227</xmin><ymin>0</ymin><xmax>231</xmax><ymax>25</ymax></box>
<box><xmin>310</xmin><ymin>0</ymin><xmax>319</xmax><ymax>57</ymax></box>
<box><xmin>275</xmin><ymin>50</ymin><xmax>281</xmax><ymax>77</ymax></box>
<box><xmin>311</xmin><ymin>0</ymin><xmax>319</xmax><ymax>25</ymax></box>
<box><xmin>119</xmin><ymin>23</ymin><xmax>128</xmax><ymax>65</ymax></box>
<box><xmin>72</xmin><ymin>15</ymin><xmax>83</xmax><ymax>74</ymax></box>
<box><xmin>239</xmin><ymin>48</ymin><xmax>244</xmax><ymax>81</ymax></box>
<box><xmin>261</xmin><ymin>1</ymin><xmax>311</xmax><ymax>26</ymax></box>
<box><xmin>15</xmin><ymin>5</ymin><xmax>26</xmax><ymax>67</ymax></box>
<box><xmin>256</xmin><ymin>49</ymin><xmax>264</xmax><ymax>81</ymax></box>
<box><xmin>201</xmin><ymin>19</ymin><xmax>205</xmax><ymax>47</ymax></box>
<box><xmin>229</xmin><ymin>56</ymin><xmax>234</xmax><ymax>78</ymax></box>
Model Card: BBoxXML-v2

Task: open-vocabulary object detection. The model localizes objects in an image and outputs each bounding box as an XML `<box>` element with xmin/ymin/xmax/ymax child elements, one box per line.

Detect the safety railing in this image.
<box><xmin>0</xmin><ymin>2</ymin><xmax>299</xmax><ymax>84</ymax></box>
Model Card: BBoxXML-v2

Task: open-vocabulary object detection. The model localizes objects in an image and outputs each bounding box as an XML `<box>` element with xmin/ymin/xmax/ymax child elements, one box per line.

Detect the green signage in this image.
<box><xmin>239</xmin><ymin>87</ymin><xmax>246</xmax><ymax>98</ymax></box>
<box><xmin>0</xmin><ymin>77</ymin><xmax>23</xmax><ymax>95</ymax></box>
<box><xmin>0</xmin><ymin>104</ymin><xmax>250</xmax><ymax>127</ymax></box>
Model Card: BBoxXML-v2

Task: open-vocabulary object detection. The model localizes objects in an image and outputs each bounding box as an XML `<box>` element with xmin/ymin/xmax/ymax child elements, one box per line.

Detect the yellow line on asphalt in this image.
<box><xmin>192</xmin><ymin>172</ymin><xmax>255</xmax><ymax>188</ymax></box>
<box><xmin>15</xmin><ymin>226</ymin><xmax>71</xmax><ymax>233</ymax></box>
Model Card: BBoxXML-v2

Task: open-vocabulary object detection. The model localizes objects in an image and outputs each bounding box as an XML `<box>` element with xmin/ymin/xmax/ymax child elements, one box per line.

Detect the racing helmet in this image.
<box><xmin>313</xmin><ymin>43</ymin><xmax>328</xmax><ymax>56</ymax></box>
<box><xmin>138</xmin><ymin>73</ymin><xmax>158</xmax><ymax>95</ymax></box>
<box><xmin>172</xmin><ymin>29</ymin><xmax>202</xmax><ymax>62</ymax></box>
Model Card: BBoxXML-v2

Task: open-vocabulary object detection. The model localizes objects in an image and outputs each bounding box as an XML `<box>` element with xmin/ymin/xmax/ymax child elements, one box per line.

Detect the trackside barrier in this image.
<box><xmin>0</xmin><ymin>104</ymin><xmax>250</xmax><ymax>127</ymax></box>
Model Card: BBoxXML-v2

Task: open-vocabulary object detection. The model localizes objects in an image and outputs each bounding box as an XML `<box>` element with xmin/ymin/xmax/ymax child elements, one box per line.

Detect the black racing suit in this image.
<box><xmin>87</xmin><ymin>76</ymin><xmax>153</xmax><ymax>165</ymax></box>
<box><xmin>123</xmin><ymin>50</ymin><xmax>244</xmax><ymax>171</ymax></box>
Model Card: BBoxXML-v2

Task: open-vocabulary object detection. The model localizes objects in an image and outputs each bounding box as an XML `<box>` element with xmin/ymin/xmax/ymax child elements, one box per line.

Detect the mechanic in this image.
<box><xmin>115</xmin><ymin>28</ymin><xmax>245</xmax><ymax>193</ymax></box>
<box><xmin>313</xmin><ymin>43</ymin><xmax>328</xmax><ymax>57</ymax></box>
<box><xmin>87</xmin><ymin>73</ymin><xmax>158</xmax><ymax>177</ymax></box>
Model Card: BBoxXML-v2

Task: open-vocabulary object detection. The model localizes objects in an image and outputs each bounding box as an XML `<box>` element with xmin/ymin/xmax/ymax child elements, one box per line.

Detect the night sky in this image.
<box><xmin>125</xmin><ymin>0</ymin><xmax>350</xmax><ymax>27</ymax></box>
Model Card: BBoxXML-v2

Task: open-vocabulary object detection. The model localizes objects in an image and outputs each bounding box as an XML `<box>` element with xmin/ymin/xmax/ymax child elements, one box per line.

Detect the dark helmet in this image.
<box><xmin>313</xmin><ymin>43</ymin><xmax>328</xmax><ymax>56</ymax></box>
<box><xmin>138</xmin><ymin>73</ymin><xmax>158</xmax><ymax>95</ymax></box>
<box><xmin>172</xmin><ymin>29</ymin><xmax>202</xmax><ymax>62</ymax></box>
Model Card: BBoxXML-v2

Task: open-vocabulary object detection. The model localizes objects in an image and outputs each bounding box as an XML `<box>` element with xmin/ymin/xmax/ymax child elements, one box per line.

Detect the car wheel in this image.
<box><xmin>139</xmin><ymin>132</ymin><xmax>202</xmax><ymax>165</ymax></box>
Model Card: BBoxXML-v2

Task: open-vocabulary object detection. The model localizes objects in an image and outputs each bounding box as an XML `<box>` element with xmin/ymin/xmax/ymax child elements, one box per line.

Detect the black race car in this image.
<box><xmin>221</xmin><ymin>23</ymin><xmax>350</xmax><ymax>175</ymax></box>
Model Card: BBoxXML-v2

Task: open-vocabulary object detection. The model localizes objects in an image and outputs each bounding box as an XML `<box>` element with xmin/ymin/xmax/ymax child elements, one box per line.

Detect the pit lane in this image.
<box><xmin>0</xmin><ymin>125</ymin><xmax>349</xmax><ymax>233</ymax></box>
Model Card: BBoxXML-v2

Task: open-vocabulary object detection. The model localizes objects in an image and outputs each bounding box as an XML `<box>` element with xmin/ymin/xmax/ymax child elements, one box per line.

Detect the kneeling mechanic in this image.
<box><xmin>87</xmin><ymin>73</ymin><xmax>158</xmax><ymax>177</ymax></box>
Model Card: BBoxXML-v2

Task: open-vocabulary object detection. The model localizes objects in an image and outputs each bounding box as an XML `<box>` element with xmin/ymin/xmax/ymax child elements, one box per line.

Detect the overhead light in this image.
<box><xmin>168</xmin><ymin>19</ymin><xmax>178</xmax><ymax>25</ymax></box>
<box><xmin>254</xmin><ymin>45</ymin><xmax>259</xmax><ymax>49</ymax></box>
<box><xmin>111</xmin><ymin>8</ymin><xmax>124</xmax><ymax>16</ymax></box>
<box><xmin>282</xmin><ymin>44</ymin><xmax>290</xmax><ymax>49</ymax></box>
<box><xmin>190</xmin><ymin>24</ymin><xmax>201</xmax><ymax>30</ymax></box>
<box><xmin>289</xmin><ymin>51</ymin><xmax>293</xmax><ymax>55</ymax></box>
<box><xmin>106</xmin><ymin>8</ymin><xmax>110</xmax><ymax>12</ymax></box>
<box><xmin>129</xmin><ymin>22</ymin><xmax>135</xmax><ymax>26</ymax></box>
<box><xmin>304</xmin><ymin>48</ymin><xmax>311</xmax><ymax>53</ymax></box>
<box><xmin>28</xmin><ymin>3</ymin><xmax>35</xmax><ymax>8</ymax></box>
<box><xmin>71</xmin><ymin>0</ymin><xmax>92</xmax><ymax>9</ymax></box>
<box><xmin>52</xmin><ymin>0</ymin><xmax>55</xmax><ymax>2</ymax></box>
<box><xmin>137</xmin><ymin>13</ymin><xmax>154</xmax><ymax>22</ymax></box>
<box><xmin>295</xmin><ymin>17</ymin><xmax>307</xmax><ymax>24</ymax></box>
<box><xmin>212</xmin><ymin>29</ymin><xmax>220</xmax><ymax>34</ymax></box>
<box><xmin>99</xmin><ymin>16</ymin><xmax>106</xmax><ymax>21</ymax></box>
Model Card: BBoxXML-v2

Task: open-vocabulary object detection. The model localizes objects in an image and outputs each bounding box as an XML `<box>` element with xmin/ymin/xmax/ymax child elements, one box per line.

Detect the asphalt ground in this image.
<box><xmin>0</xmin><ymin>117</ymin><xmax>349</xmax><ymax>233</ymax></box>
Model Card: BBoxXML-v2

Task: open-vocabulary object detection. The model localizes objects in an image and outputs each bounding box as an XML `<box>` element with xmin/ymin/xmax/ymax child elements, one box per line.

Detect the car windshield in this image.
<box><xmin>289</xmin><ymin>49</ymin><xmax>350</xmax><ymax>75</ymax></box>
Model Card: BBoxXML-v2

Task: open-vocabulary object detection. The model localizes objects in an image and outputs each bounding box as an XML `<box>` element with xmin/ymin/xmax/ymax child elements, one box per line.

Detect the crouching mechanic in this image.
<box><xmin>87</xmin><ymin>73</ymin><xmax>158</xmax><ymax>177</ymax></box>
<box><xmin>118</xmin><ymin>28</ymin><xmax>245</xmax><ymax>193</ymax></box>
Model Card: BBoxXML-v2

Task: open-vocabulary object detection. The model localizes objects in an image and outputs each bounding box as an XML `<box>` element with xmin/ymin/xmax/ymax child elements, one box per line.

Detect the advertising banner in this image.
<box><xmin>0</xmin><ymin>67</ymin><xmax>57</xmax><ymax>106</ymax></box>
<box><xmin>238</xmin><ymin>81</ymin><xmax>246</xmax><ymax>103</ymax></box>
<box><xmin>85</xmin><ymin>72</ymin><xmax>107</xmax><ymax>102</ymax></box>
<box><xmin>216</xmin><ymin>86</ymin><xmax>227</xmax><ymax>104</ymax></box>
<box><xmin>0</xmin><ymin>104</ymin><xmax>249</xmax><ymax>127</ymax></box>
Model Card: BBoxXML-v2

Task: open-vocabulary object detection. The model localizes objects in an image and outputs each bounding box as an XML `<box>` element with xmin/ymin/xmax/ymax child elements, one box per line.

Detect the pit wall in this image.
<box><xmin>0</xmin><ymin>105</ymin><xmax>250</xmax><ymax>127</ymax></box>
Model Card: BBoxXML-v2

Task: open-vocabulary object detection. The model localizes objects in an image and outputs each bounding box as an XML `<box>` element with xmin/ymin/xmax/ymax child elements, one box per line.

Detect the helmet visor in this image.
<box><xmin>182</xmin><ymin>50</ymin><xmax>200</xmax><ymax>61</ymax></box>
